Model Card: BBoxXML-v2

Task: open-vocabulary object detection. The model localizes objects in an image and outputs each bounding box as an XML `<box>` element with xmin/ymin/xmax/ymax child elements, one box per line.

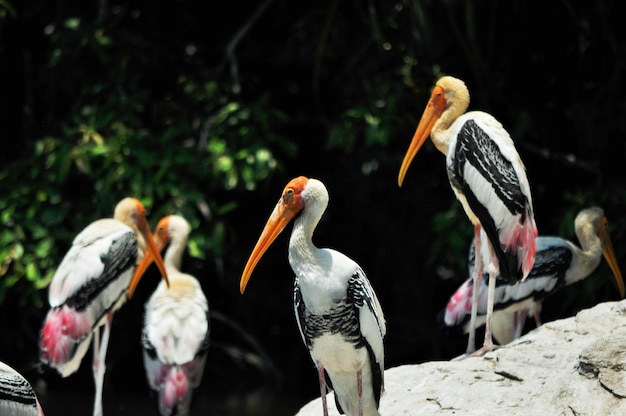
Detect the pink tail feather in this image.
<box><xmin>40</xmin><ymin>306</ymin><xmax>92</xmax><ymax>368</ymax></box>
<box><xmin>160</xmin><ymin>367</ymin><xmax>191</xmax><ymax>416</ymax></box>
<box><xmin>500</xmin><ymin>209</ymin><xmax>538</xmax><ymax>281</ymax></box>
<box><xmin>444</xmin><ymin>279</ymin><xmax>474</xmax><ymax>326</ymax></box>
<box><xmin>518</xmin><ymin>214</ymin><xmax>538</xmax><ymax>278</ymax></box>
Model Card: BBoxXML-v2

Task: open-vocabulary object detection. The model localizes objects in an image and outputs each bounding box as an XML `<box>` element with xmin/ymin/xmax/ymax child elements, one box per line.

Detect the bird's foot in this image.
<box><xmin>468</xmin><ymin>343</ymin><xmax>499</xmax><ymax>357</ymax></box>
<box><xmin>452</xmin><ymin>344</ymin><xmax>500</xmax><ymax>361</ymax></box>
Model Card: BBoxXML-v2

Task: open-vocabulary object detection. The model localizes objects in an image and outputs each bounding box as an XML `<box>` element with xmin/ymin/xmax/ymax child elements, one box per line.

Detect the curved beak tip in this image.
<box><xmin>239</xmin><ymin>275</ymin><xmax>250</xmax><ymax>294</ymax></box>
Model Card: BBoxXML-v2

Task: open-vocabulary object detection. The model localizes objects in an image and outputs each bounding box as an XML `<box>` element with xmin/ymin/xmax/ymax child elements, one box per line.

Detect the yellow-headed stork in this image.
<box><xmin>39</xmin><ymin>197</ymin><xmax>168</xmax><ymax>416</ymax></box>
<box><xmin>240</xmin><ymin>176</ymin><xmax>386</xmax><ymax>416</ymax></box>
<box><xmin>444</xmin><ymin>206</ymin><xmax>624</xmax><ymax>345</ymax></box>
<box><xmin>398</xmin><ymin>76</ymin><xmax>538</xmax><ymax>355</ymax></box>
<box><xmin>129</xmin><ymin>215</ymin><xmax>210</xmax><ymax>416</ymax></box>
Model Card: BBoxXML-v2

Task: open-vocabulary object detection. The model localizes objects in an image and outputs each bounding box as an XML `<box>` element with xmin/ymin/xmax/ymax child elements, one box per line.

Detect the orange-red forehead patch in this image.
<box><xmin>281</xmin><ymin>176</ymin><xmax>308</xmax><ymax>206</ymax></box>
<box><xmin>284</xmin><ymin>176</ymin><xmax>309</xmax><ymax>193</ymax></box>
<box><xmin>155</xmin><ymin>216</ymin><xmax>170</xmax><ymax>234</ymax></box>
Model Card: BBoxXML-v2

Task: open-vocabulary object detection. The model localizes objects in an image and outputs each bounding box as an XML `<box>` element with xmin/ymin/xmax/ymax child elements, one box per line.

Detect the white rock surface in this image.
<box><xmin>296</xmin><ymin>300</ymin><xmax>626</xmax><ymax>416</ymax></box>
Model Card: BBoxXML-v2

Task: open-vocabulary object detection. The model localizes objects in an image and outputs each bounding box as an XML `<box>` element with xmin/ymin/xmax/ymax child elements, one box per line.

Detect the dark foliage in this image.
<box><xmin>1</xmin><ymin>0</ymin><xmax>625</xmax><ymax>414</ymax></box>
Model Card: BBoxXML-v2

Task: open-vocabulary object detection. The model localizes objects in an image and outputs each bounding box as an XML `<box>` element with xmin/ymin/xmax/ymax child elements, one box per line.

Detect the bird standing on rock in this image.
<box><xmin>240</xmin><ymin>176</ymin><xmax>386</xmax><ymax>416</ymax></box>
<box><xmin>398</xmin><ymin>76</ymin><xmax>538</xmax><ymax>355</ymax></box>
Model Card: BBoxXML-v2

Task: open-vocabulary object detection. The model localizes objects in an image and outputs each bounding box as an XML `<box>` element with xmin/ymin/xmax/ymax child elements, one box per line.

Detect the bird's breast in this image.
<box><xmin>301</xmin><ymin>300</ymin><xmax>363</xmax><ymax>348</ymax></box>
<box><xmin>309</xmin><ymin>332</ymin><xmax>369</xmax><ymax>373</ymax></box>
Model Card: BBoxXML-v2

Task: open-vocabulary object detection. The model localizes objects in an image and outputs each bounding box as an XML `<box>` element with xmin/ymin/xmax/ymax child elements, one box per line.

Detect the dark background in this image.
<box><xmin>1</xmin><ymin>0</ymin><xmax>625</xmax><ymax>414</ymax></box>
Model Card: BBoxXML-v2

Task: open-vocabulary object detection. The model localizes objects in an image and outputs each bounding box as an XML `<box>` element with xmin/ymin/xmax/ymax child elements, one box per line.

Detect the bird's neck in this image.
<box><xmin>164</xmin><ymin>238</ymin><xmax>187</xmax><ymax>272</ymax></box>
<box><xmin>568</xmin><ymin>229</ymin><xmax>603</xmax><ymax>283</ymax></box>
<box><xmin>135</xmin><ymin>232</ymin><xmax>147</xmax><ymax>264</ymax></box>
<box><xmin>431</xmin><ymin>102</ymin><xmax>468</xmax><ymax>155</ymax></box>
<box><xmin>288</xmin><ymin>210</ymin><xmax>322</xmax><ymax>279</ymax></box>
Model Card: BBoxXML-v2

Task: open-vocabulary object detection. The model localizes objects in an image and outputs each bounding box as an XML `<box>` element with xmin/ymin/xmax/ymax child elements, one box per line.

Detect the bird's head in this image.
<box><xmin>239</xmin><ymin>176</ymin><xmax>308</xmax><ymax>294</ymax></box>
<box><xmin>398</xmin><ymin>76</ymin><xmax>469</xmax><ymax>187</ymax></box>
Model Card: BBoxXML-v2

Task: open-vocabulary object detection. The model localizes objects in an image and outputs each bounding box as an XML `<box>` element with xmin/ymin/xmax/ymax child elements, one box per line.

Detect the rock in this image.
<box><xmin>296</xmin><ymin>300</ymin><xmax>626</xmax><ymax>416</ymax></box>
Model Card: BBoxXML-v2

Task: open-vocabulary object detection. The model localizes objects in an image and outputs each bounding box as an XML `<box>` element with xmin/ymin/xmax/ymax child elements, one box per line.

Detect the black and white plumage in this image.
<box><xmin>398</xmin><ymin>76</ymin><xmax>538</xmax><ymax>355</ymax></box>
<box><xmin>444</xmin><ymin>207</ymin><xmax>624</xmax><ymax>345</ymax></box>
<box><xmin>240</xmin><ymin>176</ymin><xmax>386</xmax><ymax>416</ymax></box>
<box><xmin>0</xmin><ymin>361</ymin><xmax>44</xmax><ymax>416</ymax></box>
<box><xmin>132</xmin><ymin>215</ymin><xmax>210</xmax><ymax>416</ymax></box>
<box><xmin>39</xmin><ymin>197</ymin><xmax>168</xmax><ymax>416</ymax></box>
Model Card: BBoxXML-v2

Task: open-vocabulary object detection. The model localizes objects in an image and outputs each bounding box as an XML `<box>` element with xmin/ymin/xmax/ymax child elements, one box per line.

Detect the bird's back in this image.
<box><xmin>444</xmin><ymin>236</ymin><xmax>574</xmax><ymax>329</ymax></box>
<box><xmin>48</xmin><ymin>219</ymin><xmax>136</xmax><ymax>308</ymax></box>
<box><xmin>142</xmin><ymin>274</ymin><xmax>210</xmax><ymax>415</ymax></box>
<box><xmin>446</xmin><ymin>112</ymin><xmax>537</xmax><ymax>282</ymax></box>
<box><xmin>41</xmin><ymin>218</ymin><xmax>137</xmax><ymax>376</ymax></box>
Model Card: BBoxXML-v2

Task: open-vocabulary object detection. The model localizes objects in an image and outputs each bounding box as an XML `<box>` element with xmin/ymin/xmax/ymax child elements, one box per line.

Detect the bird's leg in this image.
<box><xmin>533</xmin><ymin>310</ymin><xmax>542</xmax><ymax>327</ymax></box>
<box><xmin>92</xmin><ymin>325</ymin><xmax>101</xmax><ymax>376</ymax></box>
<box><xmin>479</xmin><ymin>242</ymin><xmax>499</xmax><ymax>354</ymax></box>
<box><xmin>466</xmin><ymin>225</ymin><xmax>483</xmax><ymax>355</ymax></box>
<box><xmin>92</xmin><ymin>313</ymin><xmax>113</xmax><ymax>416</ymax></box>
<box><xmin>513</xmin><ymin>309</ymin><xmax>529</xmax><ymax>340</ymax></box>
<box><xmin>482</xmin><ymin>267</ymin><xmax>496</xmax><ymax>351</ymax></box>
<box><xmin>468</xmin><ymin>238</ymin><xmax>499</xmax><ymax>357</ymax></box>
<box><xmin>357</xmin><ymin>369</ymin><xmax>363</xmax><ymax>416</ymax></box>
<box><xmin>91</xmin><ymin>324</ymin><xmax>102</xmax><ymax>416</ymax></box>
<box><xmin>317</xmin><ymin>362</ymin><xmax>329</xmax><ymax>416</ymax></box>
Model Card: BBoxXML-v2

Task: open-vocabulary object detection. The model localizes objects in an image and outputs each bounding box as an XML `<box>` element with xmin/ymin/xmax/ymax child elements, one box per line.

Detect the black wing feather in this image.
<box><xmin>65</xmin><ymin>231</ymin><xmax>137</xmax><ymax>311</ymax></box>
<box><xmin>0</xmin><ymin>363</ymin><xmax>38</xmax><ymax>409</ymax></box>
<box><xmin>293</xmin><ymin>272</ymin><xmax>384</xmax><ymax>410</ymax></box>
<box><xmin>468</xmin><ymin>240</ymin><xmax>573</xmax><ymax>308</ymax></box>
<box><xmin>450</xmin><ymin>119</ymin><xmax>530</xmax><ymax>282</ymax></box>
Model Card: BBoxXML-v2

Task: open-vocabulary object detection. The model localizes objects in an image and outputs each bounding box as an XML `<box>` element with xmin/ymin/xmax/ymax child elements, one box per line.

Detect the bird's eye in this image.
<box><xmin>283</xmin><ymin>188</ymin><xmax>295</xmax><ymax>203</ymax></box>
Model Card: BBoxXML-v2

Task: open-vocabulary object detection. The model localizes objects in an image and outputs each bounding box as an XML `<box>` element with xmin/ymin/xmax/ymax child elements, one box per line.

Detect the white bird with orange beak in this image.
<box><xmin>128</xmin><ymin>215</ymin><xmax>210</xmax><ymax>416</ymax></box>
<box><xmin>240</xmin><ymin>176</ymin><xmax>386</xmax><ymax>416</ymax></box>
<box><xmin>398</xmin><ymin>76</ymin><xmax>538</xmax><ymax>355</ymax></box>
<box><xmin>39</xmin><ymin>197</ymin><xmax>168</xmax><ymax>416</ymax></box>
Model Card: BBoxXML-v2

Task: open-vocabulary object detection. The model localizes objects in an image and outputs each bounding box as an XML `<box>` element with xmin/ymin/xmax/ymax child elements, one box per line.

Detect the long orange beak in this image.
<box><xmin>599</xmin><ymin>217</ymin><xmax>625</xmax><ymax>298</ymax></box>
<box><xmin>240</xmin><ymin>197</ymin><xmax>302</xmax><ymax>294</ymax></box>
<box><xmin>398</xmin><ymin>85</ymin><xmax>446</xmax><ymax>187</ymax></box>
<box><xmin>127</xmin><ymin>215</ymin><xmax>168</xmax><ymax>299</ymax></box>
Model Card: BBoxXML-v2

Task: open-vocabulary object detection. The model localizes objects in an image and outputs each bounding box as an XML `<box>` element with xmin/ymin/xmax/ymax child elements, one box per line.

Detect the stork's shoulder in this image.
<box><xmin>452</xmin><ymin>111</ymin><xmax>521</xmax><ymax>161</ymax></box>
<box><xmin>322</xmin><ymin>248</ymin><xmax>361</xmax><ymax>276</ymax></box>
<box><xmin>72</xmin><ymin>218</ymin><xmax>133</xmax><ymax>246</ymax></box>
<box><xmin>148</xmin><ymin>273</ymin><xmax>207</xmax><ymax>314</ymax></box>
<box><xmin>462</xmin><ymin>110</ymin><xmax>507</xmax><ymax>130</ymax></box>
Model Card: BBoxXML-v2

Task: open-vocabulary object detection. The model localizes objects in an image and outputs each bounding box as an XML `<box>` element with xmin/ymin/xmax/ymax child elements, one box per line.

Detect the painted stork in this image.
<box><xmin>128</xmin><ymin>215</ymin><xmax>210</xmax><ymax>416</ymax></box>
<box><xmin>0</xmin><ymin>361</ymin><xmax>44</xmax><ymax>416</ymax></box>
<box><xmin>398</xmin><ymin>76</ymin><xmax>538</xmax><ymax>355</ymax></box>
<box><xmin>444</xmin><ymin>206</ymin><xmax>624</xmax><ymax>345</ymax></box>
<box><xmin>240</xmin><ymin>176</ymin><xmax>386</xmax><ymax>416</ymax></box>
<box><xmin>39</xmin><ymin>197</ymin><xmax>168</xmax><ymax>416</ymax></box>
